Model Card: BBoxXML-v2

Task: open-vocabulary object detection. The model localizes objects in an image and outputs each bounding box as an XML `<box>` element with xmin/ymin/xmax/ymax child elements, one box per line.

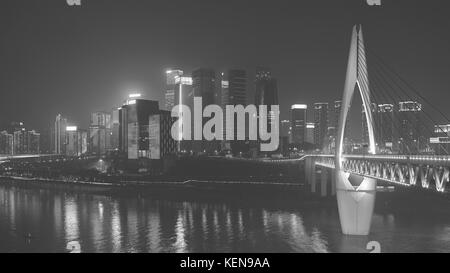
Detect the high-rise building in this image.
<box><xmin>192</xmin><ymin>68</ymin><xmax>217</xmax><ymax>154</ymax></box>
<box><xmin>66</xmin><ymin>126</ymin><xmax>79</xmax><ymax>156</ymax></box>
<box><xmin>291</xmin><ymin>104</ymin><xmax>307</xmax><ymax>148</ymax></box>
<box><xmin>148</xmin><ymin>110</ymin><xmax>177</xmax><ymax>160</ymax></box>
<box><xmin>398</xmin><ymin>101</ymin><xmax>424</xmax><ymax>154</ymax></box>
<box><xmin>0</xmin><ymin>131</ymin><xmax>13</xmax><ymax>155</ymax></box>
<box><xmin>55</xmin><ymin>114</ymin><xmax>67</xmax><ymax>155</ymax></box>
<box><xmin>306</xmin><ymin>123</ymin><xmax>315</xmax><ymax>146</ymax></box>
<box><xmin>27</xmin><ymin>130</ymin><xmax>40</xmax><ymax>154</ymax></box>
<box><xmin>220</xmin><ymin>72</ymin><xmax>230</xmax><ymax>152</ymax></box>
<box><xmin>254</xmin><ymin>67</ymin><xmax>279</xmax><ymax>154</ymax></box>
<box><xmin>326</xmin><ymin>101</ymin><xmax>342</xmax><ymax>151</ymax></box>
<box><xmin>119</xmin><ymin>97</ymin><xmax>160</xmax><ymax>159</ymax></box>
<box><xmin>13</xmin><ymin>128</ymin><xmax>27</xmax><ymax>155</ymax></box>
<box><xmin>111</xmin><ymin>109</ymin><xmax>121</xmax><ymax>151</ymax></box>
<box><xmin>378</xmin><ymin>104</ymin><xmax>394</xmax><ymax>152</ymax></box>
<box><xmin>174</xmin><ymin>75</ymin><xmax>193</xmax><ymax>153</ymax></box>
<box><xmin>192</xmin><ymin>68</ymin><xmax>216</xmax><ymax>106</ymax></box>
<box><xmin>228</xmin><ymin>69</ymin><xmax>249</xmax><ymax>155</ymax></box>
<box><xmin>314</xmin><ymin>103</ymin><xmax>328</xmax><ymax>151</ymax></box>
<box><xmin>39</xmin><ymin>127</ymin><xmax>53</xmax><ymax>154</ymax></box>
<box><xmin>280</xmin><ymin>120</ymin><xmax>291</xmax><ymax>155</ymax></box>
<box><xmin>89</xmin><ymin>111</ymin><xmax>112</xmax><ymax>155</ymax></box>
<box><xmin>165</xmin><ymin>69</ymin><xmax>184</xmax><ymax>110</ymax></box>
<box><xmin>332</xmin><ymin>101</ymin><xmax>342</xmax><ymax>130</ymax></box>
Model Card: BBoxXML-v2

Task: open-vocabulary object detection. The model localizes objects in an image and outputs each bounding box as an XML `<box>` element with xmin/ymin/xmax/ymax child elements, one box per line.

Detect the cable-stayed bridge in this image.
<box><xmin>298</xmin><ymin>24</ymin><xmax>450</xmax><ymax>236</ymax></box>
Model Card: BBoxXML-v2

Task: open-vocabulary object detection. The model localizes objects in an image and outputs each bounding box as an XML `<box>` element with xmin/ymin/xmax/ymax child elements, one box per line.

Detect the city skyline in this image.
<box><xmin>2</xmin><ymin>0</ymin><xmax>450</xmax><ymax>135</ymax></box>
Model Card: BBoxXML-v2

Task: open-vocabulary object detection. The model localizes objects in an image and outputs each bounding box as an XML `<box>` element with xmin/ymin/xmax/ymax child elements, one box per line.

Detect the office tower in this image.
<box><xmin>254</xmin><ymin>67</ymin><xmax>279</xmax><ymax>153</ymax></box>
<box><xmin>111</xmin><ymin>109</ymin><xmax>120</xmax><ymax>151</ymax></box>
<box><xmin>165</xmin><ymin>69</ymin><xmax>184</xmax><ymax>110</ymax></box>
<box><xmin>39</xmin><ymin>127</ymin><xmax>53</xmax><ymax>154</ymax></box>
<box><xmin>174</xmin><ymin>75</ymin><xmax>193</xmax><ymax>152</ymax></box>
<box><xmin>27</xmin><ymin>130</ymin><xmax>40</xmax><ymax>154</ymax></box>
<box><xmin>219</xmin><ymin>72</ymin><xmax>231</xmax><ymax>152</ymax></box>
<box><xmin>0</xmin><ymin>131</ymin><xmax>13</xmax><ymax>155</ymax></box>
<box><xmin>148</xmin><ymin>110</ymin><xmax>177</xmax><ymax>160</ymax></box>
<box><xmin>119</xmin><ymin>97</ymin><xmax>160</xmax><ymax>159</ymax></box>
<box><xmin>280</xmin><ymin>120</ymin><xmax>291</xmax><ymax>155</ymax></box>
<box><xmin>228</xmin><ymin>69</ymin><xmax>249</xmax><ymax>155</ymax></box>
<box><xmin>192</xmin><ymin>68</ymin><xmax>216</xmax><ymax>105</ymax></box>
<box><xmin>89</xmin><ymin>111</ymin><xmax>112</xmax><ymax>155</ymax></box>
<box><xmin>228</xmin><ymin>69</ymin><xmax>247</xmax><ymax>105</ymax></box>
<box><xmin>332</xmin><ymin>101</ymin><xmax>342</xmax><ymax>131</ymax></box>
<box><xmin>378</xmin><ymin>104</ymin><xmax>394</xmax><ymax>152</ymax></box>
<box><xmin>306</xmin><ymin>123</ymin><xmax>315</xmax><ymax>146</ymax></box>
<box><xmin>314</xmin><ymin>103</ymin><xmax>329</xmax><ymax>151</ymax></box>
<box><xmin>55</xmin><ymin>114</ymin><xmax>67</xmax><ymax>155</ymax></box>
<box><xmin>326</xmin><ymin>100</ymin><xmax>342</xmax><ymax>152</ymax></box>
<box><xmin>398</xmin><ymin>101</ymin><xmax>424</xmax><ymax>154</ymax></box>
<box><xmin>13</xmin><ymin>129</ymin><xmax>26</xmax><ymax>155</ymax></box>
<box><xmin>66</xmin><ymin>126</ymin><xmax>79</xmax><ymax>156</ymax></box>
<box><xmin>291</xmin><ymin>104</ymin><xmax>307</xmax><ymax>148</ymax></box>
<box><xmin>192</xmin><ymin>68</ymin><xmax>217</xmax><ymax>154</ymax></box>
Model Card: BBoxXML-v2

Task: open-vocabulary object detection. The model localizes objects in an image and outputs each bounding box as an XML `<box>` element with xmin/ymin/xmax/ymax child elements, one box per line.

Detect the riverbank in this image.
<box><xmin>0</xmin><ymin>175</ymin><xmax>324</xmax><ymax>206</ymax></box>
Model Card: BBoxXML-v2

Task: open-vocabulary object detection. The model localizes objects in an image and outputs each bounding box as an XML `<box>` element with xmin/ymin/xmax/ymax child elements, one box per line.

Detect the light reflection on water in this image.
<box><xmin>0</xmin><ymin>183</ymin><xmax>450</xmax><ymax>253</ymax></box>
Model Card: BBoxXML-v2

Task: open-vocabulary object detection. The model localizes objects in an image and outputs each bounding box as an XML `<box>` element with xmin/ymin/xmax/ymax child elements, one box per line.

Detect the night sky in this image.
<box><xmin>1</xmin><ymin>0</ymin><xmax>450</xmax><ymax>138</ymax></box>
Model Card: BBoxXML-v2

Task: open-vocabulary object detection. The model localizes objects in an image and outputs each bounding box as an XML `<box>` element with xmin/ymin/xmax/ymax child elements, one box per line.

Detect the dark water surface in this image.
<box><xmin>0</xmin><ymin>181</ymin><xmax>449</xmax><ymax>253</ymax></box>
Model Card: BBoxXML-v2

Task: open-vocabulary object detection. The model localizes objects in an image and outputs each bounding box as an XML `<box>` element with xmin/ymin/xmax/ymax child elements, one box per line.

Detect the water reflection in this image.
<box><xmin>0</xmin><ymin>183</ymin><xmax>450</xmax><ymax>253</ymax></box>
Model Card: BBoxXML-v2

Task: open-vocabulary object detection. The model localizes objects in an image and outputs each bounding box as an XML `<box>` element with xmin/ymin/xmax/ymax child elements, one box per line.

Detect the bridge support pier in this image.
<box><xmin>335</xmin><ymin>170</ymin><xmax>377</xmax><ymax>236</ymax></box>
<box><xmin>331</xmin><ymin>171</ymin><xmax>336</xmax><ymax>196</ymax></box>
<box><xmin>311</xmin><ymin>163</ymin><xmax>317</xmax><ymax>193</ymax></box>
<box><xmin>305</xmin><ymin>158</ymin><xmax>311</xmax><ymax>184</ymax></box>
<box><xmin>321</xmin><ymin>167</ymin><xmax>328</xmax><ymax>197</ymax></box>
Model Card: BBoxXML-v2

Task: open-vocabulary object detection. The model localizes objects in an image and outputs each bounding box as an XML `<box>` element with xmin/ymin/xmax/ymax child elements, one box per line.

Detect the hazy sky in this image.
<box><xmin>1</xmin><ymin>0</ymin><xmax>450</xmax><ymax>138</ymax></box>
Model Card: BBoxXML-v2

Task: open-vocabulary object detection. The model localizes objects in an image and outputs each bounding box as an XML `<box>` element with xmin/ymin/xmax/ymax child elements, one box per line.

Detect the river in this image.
<box><xmin>0</xmin><ymin>180</ymin><xmax>449</xmax><ymax>253</ymax></box>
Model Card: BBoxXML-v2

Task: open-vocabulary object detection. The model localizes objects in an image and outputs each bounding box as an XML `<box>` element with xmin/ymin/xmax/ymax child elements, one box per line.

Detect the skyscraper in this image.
<box><xmin>0</xmin><ymin>131</ymin><xmax>13</xmax><ymax>155</ymax></box>
<box><xmin>325</xmin><ymin>101</ymin><xmax>343</xmax><ymax>153</ymax></box>
<box><xmin>55</xmin><ymin>114</ymin><xmax>67</xmax><ymax>155</ymax></box>
<box><xmin>305</xmin><ymin>123</ymin><xmax>315</xmax><ymax>146</ymax></box>
<box><xmin>291</xmin><ymin>104</ymin><xmax>307</xmax><ymax>148</ymax></box>
<box><xmin>174</xmin><ymin>75</ymin><xmax>193</xmax><ymax>152</ymax></box>
<box><xmin>378</xmin><ymin>104</ymin><xmax>394</xmax><ymax>152</ymax></box>
<box><xmin>89</xmin><ymin>111</ymin><xmax>112</xmax><ymax>155</ymax></box>
<box><xmin>398</xmin><ymin>101</ymin><xmax>424</xmax><ymax>154</ymax></box>
<box><xmin>192</xmin><ymin>68</ymin><xmax>217</xmax><ymax>154</ymax></box>
<box><xmin>165</xmin><ymin>69</ymin><xmax>184</xmax><ymax>110</ymax></box>
<box><xmin>254</xmin><ymin>67</ymin><xmax>279</xmax><ymax>152</ymax></box>
<box><xmin>148</xmin><ymin>110</ymin><xmax>177</xmax><ymax>160</ymax></box>
<box><xmin>228</xmin><ymin>69</ymin><xmax>249</xmax><ymax>155</ymax></box>
<box><xmin>66</xmin><ymin>126</ymin><xmax>79</xmax><ymax>157</ymax></box>
<box><xmin>119</xmin><ymin>97</ymin><xmax>160</xmax><ymax>159</ymax></box>
<box><xmin>111</xmin><ymin>108</ymin><xmax>120</xmax><ymax>151</ymax></box>
<box><xmin>314</xmin><ymin>103</ymin><xmax>328</xmax><ymax>151</ymax></box>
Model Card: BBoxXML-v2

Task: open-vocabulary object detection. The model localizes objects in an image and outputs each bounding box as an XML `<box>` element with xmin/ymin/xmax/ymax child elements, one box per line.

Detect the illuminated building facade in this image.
<box><xmin>291</xmin><ymin>104</ymin><xmax>307</xmax><ymax>148</ymax></box>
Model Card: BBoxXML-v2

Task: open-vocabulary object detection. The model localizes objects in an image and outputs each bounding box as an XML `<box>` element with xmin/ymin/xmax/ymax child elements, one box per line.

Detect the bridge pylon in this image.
<box><xmin>335</xmin><ymin>25</ymin><xmax>377</xmax><ymax>236</ymax></box>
